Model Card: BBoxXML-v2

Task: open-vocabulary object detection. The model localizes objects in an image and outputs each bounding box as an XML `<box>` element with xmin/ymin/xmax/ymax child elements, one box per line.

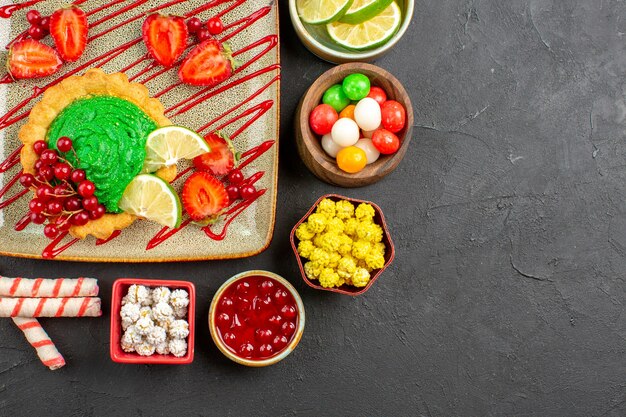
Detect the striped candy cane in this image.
<box><xmin>12</xmin><ymin>318</ymin><xmax>65</xmax><ymax>370</ymax></box>
<box><xmin>0</xmin><ymin>297</ymin><xmax>102</xmax><ymax>317</ymax></box>
<box><xmin>0</xmin><ymin>277</ymin><xmax>99</xmax><ymax>298</ymax></box>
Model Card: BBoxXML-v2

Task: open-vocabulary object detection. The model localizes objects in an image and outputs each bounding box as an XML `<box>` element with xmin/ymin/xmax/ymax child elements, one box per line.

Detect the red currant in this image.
<box><xmin>64</xmin><ymin>196</ymin><xmax>82</xmax><ymax>212</ymax></box>
<box><xmin>56</xmin><ymin>137</ymin><xmax>72</xmax><ymax>153</ymax></box>
<box><xmin>55</xmin><ymin>215</ymin><xmax>71</xmax><ymax>231</ymax></box>
<box><xmin>39</xmin><ymin>149</ymin><xmax>58</xmax><ymax>165</ymax></box>
<box><xmin>240</xmin><ymin>184</ymin><xmax>257</xmax><ymax>200</ymax></box>
<box><xmin>186</xmin><ymin>17</ymin><xmax>202</xmax><ymax>34</ymax></box>
<box><xmin>43</xmin><ymin>224</ymin><xmax>59</xmax><ymax>239</ymax></box>
<box><xmin>37</xmin><ymin>165</ymin><xmax>54</xmax><ymax>182</ymax></box>
<box><xmin>197</xmin><ymin>28</ymin><xmax>212</xmax><ymax>41</ymax></box>
<box><xmin>28</xmin><ymin>25</ymin><xmax>45</xmax><ymax>40</ymax></box>
<box><xmin>53</xmin><ymin>163</ymin><xmax>71</xmax><ymax>181</ymax></box>
<box><xmin>281</xmin><ymin>321</ymin><xmax>296</xmax><ymax>336</ymax></box>
<box><xmin>255</xmin><ymin>328</ymin><xmax>273</xmax><ymax>343</ymax></box>
<box><xmin>26</xmin><ymin>10</ymin><xmax>41</xmax><ymax>26</ymax></box>
<box><xmin>52</xmin><ymin>183</ymin><xmax>71</xmax><ymax>197</ymax></box>
<box><xmin>19</xmin><ymin>173</ymin><xmax>35</xmax><ymax>188</ymax></box>
<box><xmin>259</xmin><ymin>280</ymin><xmax>274</xmax><ymax>294</ymax></box>
<box><xmin>82</xmin><ymin>196</ymin><xmax>99</xmax><ymax>211</ymax></box>
<box><xmin>71</xmin><ymin>211</ymin><xmax>89</xmax><ymax>226</ymax></box>
<box><xmin>206</xmin><ymin>17</ymin><xmax>224</xmax><ymax>35</ymax></box>
<box><xmin>30</xmin><ymin>212</ymin><xmax>46</xmax><ymax>224</ymax></box>
<box><xmin>46</xmin><ymin>200</ymin><xmax>63</xmax><ymax>215</ymax></box>
<box><xmin>273</xmin><ymin>289</ymin><xmax>289</xmax><ymax>305</ymax></box>
<box><xmin>39</xmin><ymin>16</ymin><xmax>50</xmax><ymax>30</ymax></box>
<box><xmin>70</xmin><ymin>169</ymin><xmax>86</xmax><ymax>183</ymax></box>
<box><xmin>258</xmin><ymin>343</ymin><xmax>273</xmax><ymax>357</ymax></box>
<box><xmin>36</xmin><ymin>184</ymin><xmax>53</xmax><ymax>202</ymax></box>
<box><xmin>238</xmin><ymin>342</ymin><xmax>254</xmax><ymax>358</ymax></box>
<box><xmin>268</xmin><ymin>314</ymin><xmax>283</xmax><ymax>327</ymax></box>
<box><xmin>88</xmin><ymin>204</ymin><xmax>106</xmax><ymax>220</ymax></box>
<box><xmin>280</xmin><ymin>304</ymin><xmax>297</xmax><ymax>319</ymax></box>
<box><xmin>34</xmin><ymin>160</ymin><xmax>43</xmax><ymax>170</ymax></box>
<box><xmin>228</xmin><ymin>169</ymin><xmax>244</xmax><ymax>185</ymax></box>
<box><xmin>217</xmin><ymin>312</ymin><xmax>230</xmax><ymax>327</ymax></box>
<box><xmin>77</xmin><ymin>180</ymin><xmax>95</xmax><ymax>197</ymax></box>
<box><xmin>29</xmin><ymin>198</ymin><xmax>45</xmax><ymax>214</ymax></box>
<box><xmin>272</xmin><ymin>335</ymin><xmax>288</xmax><ymax>350</ymax></box>
<box><xmin>33</xmin><ymin>140</ymin><xmax>48</xmax><ymax>155</ymax></box>
<box><xmin>225</xmin><ymin>185</ymin><xmax>240</xmax><ymax>201</ymax></box>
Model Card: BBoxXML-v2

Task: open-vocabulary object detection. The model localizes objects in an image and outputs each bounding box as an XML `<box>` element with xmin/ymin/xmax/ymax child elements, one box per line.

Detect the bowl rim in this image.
<box><xmin>289</xmin><ymin>194</ymin><xmax>395</xmax><ymax>296</ymax></box>
<box><xmin>208</xmin><ymin>270</ymin><xmax>306</xmax><ymax>367</ymax></box>
<box><xmin>109</xmin><ymin>278</ymin><xmax>196</xmax><ymax>365</ymax></box>
<box><xmin>288</xmin><ymin>0</ymin><xmax>415</xmax><ymax>63</ymax></box>
<box><xmin>297</xmin><ymin>62</ymin><xmax>414</xmax><ymax>187</ymax></box>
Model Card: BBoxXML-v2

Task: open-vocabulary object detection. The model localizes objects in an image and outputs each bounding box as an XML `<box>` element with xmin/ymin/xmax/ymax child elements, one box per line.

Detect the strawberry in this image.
<box><xmin>182</xmin><ymin>172</ymin><xmax>229</xmax><ymax>222</ymax></box>
<box><xmin>142</xmin><ymin>14</ymin><xmax>188</xmax><ymax>68</ymax></box>
<box><xmin>178</xmin><ymin>39</ymin><xmax>236</xmax><ymax>87</ymax></box>
<box><xmin>193</xmin><ymin>132</ymin><xmax>240</xmax><ymax>176</ymax></box>
<box><xmin>7</xmin><ymin>39</ymin><xmax>62</xmax><ymax>79</ymax></box>
<box><xmin>49</xmin><ymin>6</ymin><xmax>88</xmax><ymax>62</ymax></box>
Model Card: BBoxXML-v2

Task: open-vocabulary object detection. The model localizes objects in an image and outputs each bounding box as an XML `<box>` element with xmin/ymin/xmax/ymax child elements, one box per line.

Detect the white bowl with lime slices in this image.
<box><xmin>289</xmin><ymin>0</ymin><xmax>414</xmax><ymax>63</ymax></box>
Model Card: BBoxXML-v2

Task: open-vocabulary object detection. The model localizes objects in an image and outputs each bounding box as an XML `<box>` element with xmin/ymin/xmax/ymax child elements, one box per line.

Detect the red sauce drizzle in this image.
<box><xmin>41</xmin><ymin>232</ymin><xmax>79</xmax><ymax>259</ymax></box>
<box><xmin>14</xmin><ymin>212</ymin><xmax>32</xmax><ymax>231</ymax></box>
<box><xmin>95</xmin><ymin>229</ymin><xmax>122</xmax><ymax>245</ymax></box>
<box><xmin>0</xmin><ymin>145</ymin><xmax>22</xmax><ymax>173</ymax></box>
<box><xmin>0</xmin><ymin>0</ymin><xmax>44</xmax><ymax>19</ymax></box>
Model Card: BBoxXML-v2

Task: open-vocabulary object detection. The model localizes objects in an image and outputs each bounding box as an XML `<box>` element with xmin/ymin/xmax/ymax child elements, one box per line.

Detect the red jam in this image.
<box><xmin>215</xmin><ymin>276</ymin><xmax>299</xmax><ymax>360</ymax></box>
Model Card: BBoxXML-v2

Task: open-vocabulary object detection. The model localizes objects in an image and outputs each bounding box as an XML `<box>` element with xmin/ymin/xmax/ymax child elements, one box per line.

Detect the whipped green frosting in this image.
<box><xmin>47</xmin><ymin>96</ymin><xmax>157</xmax><ymax>213</ymax></box>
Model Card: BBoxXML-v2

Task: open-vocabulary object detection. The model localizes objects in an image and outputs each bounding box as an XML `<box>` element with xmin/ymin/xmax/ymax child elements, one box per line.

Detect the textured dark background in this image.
<box><xmin>2</xmin><ymin>0</ymin><xmax>626</xmax><ymax>416</ymax></box>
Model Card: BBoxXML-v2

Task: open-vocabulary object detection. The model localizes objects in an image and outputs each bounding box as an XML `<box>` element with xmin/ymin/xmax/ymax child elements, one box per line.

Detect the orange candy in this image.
<box><xmin>338</xmin><ymin>104</ymin><xmax>356</xmax><ymax>120</ymax></box>
<box><xmin>336</xmin><ymin>146</ymin><xmax>367</xmax><ymax>173</ymax></box>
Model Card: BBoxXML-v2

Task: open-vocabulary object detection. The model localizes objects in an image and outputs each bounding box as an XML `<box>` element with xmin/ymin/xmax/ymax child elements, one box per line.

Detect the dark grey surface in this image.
<box><xmin>1</xmin><ymin>0</ymin><xmax>626</xmax><ymax>416</ymax></box>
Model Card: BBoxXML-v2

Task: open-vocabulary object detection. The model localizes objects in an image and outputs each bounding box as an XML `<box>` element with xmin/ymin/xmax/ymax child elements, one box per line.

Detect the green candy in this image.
<box><xmin>322</xmin><ymin>84</ymin><xmax>350</xmax><ymax>112</ymax></box>
<box><xmin>342</xmin><ymin>73</ymin><xmax>371</xmax><ymax>101</ymax></box>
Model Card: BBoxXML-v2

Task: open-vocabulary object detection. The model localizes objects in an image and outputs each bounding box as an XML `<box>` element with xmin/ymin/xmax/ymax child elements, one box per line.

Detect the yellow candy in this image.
<box><xmin>355</xmin><ymin>203</ymin><xmax>375</xmax><ymax>221</ymax></box>
<box><xmin>310</xmin><ymin>247</ymin><xmax>331</xmax><ymax>267</ymax></box>
<box><xmin>328</xmin><ymin>252</ymin><xmax>342</xmax><ymax>269</ymax></box>
<box><xmin>365</xmin><ymin>252</ymin><xmax>385</xmax><ymax>270</ymax></box>
<box><xmin>344</xmin><ymin>218</ymin><xmax>359</xmax><ymax>236</ymax></box>
<box><xmin>319</xmin><ymin>267</ymin><xmax>342</xmax><ymax>288</ymax></box>
<box><xmin>372</xmin><ymin>242</ymin><xmax>386</xmax><ymax>257</ymax></box>
<box><xmin>316</xmin><ymin>198</ymin><xmax>336</xmax><ymax>218</ymax></box>
<box><xmin>335</xmin><ymin>200</ymin><xmax>355</xmax><ymax>220</ymax></box>
<box><xmin>304</xmin><ymin>261</ymin><xmax>322</xmax><ymax>279</ymax></box>
<box><xmin>351</xmin><ymin>267</ymin><xmax>371</xmax><ymax>287</ymax></box>
<box><xmin>325</xmin><ymin>217</ymin><xmax>345</xmax><ymax>234</ymax></box>
<box><xmin>356</xmin><ymin>221</ymin><xmax>383</xmax><ymax>243</ymax></box>
<box><xmin>297</xmin><ymin>240</ymin><xmax>315</xmax><ymax>258</ymax></box>
<box><xmin>307</xmin><ymin>213</ymin><xmax>327</xmax><ymax>234</ymax></box>
<box><xmin>337</xmin><ymin>256</ymin><xmax>357</xmax><ymax>279</ymax></box>
<box><xmin>295</xmin><ymin>223</ymin><xmax>315</xmax><ymax>241</ymax></box>
<box><xmin>337</xmin><ymin>234</ymin><xmax>353</xmax><ymax>256</ymax></box>
<box><xmin>352</xmin><ymin>240</ymin><xmax>371</xmax><ymax>260</ymax></box>
<box><xmin>318</xmin><ymin>232</ymin><xmax>341</xmax><ymax>253</ymax></box>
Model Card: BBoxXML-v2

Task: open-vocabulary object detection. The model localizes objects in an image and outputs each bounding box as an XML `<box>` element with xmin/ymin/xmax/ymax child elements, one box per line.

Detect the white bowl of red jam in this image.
<box><xmin>209</xmin><ymin>270</ymin><xmax>305</xmax><ymax>367</ymax></box>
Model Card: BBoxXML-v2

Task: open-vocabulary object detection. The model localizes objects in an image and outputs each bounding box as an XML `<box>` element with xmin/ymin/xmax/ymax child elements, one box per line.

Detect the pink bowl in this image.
<box><xmin>110</xmin><ymin>278</ymin><xmax>195</xmax><ymax>365</ymax></box>
<box><xmin>290</xmin><ymin>194</ymin><xmax>395</xmax><ymax>296</ymax></box>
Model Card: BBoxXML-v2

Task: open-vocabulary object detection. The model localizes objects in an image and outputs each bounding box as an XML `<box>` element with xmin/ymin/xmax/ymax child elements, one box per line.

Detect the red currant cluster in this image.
<box><xmin>224</xmin><ymin>168</ymin><xmax>257</xmax><ymax>202</ymax></box>
<box><xmin>186</xmin><ymin>16</ymin><xmax>224</xmax><ymax>42</ymax></box>
<box><xmin>19</xmin><ymin>137</ymin><xmax>105</xmax><ymax>239</ymax></box>
<box><xmin>26</xmin><ymin>10</ymin><xmax>50</xmax><ymax>41</ymax></box>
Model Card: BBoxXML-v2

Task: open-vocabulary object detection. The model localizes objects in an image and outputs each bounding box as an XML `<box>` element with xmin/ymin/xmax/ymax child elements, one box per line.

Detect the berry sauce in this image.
<box><xmin>215</xmin><ymin>276</ymin><xmax>298</xmax><ymax>360</ymax></box>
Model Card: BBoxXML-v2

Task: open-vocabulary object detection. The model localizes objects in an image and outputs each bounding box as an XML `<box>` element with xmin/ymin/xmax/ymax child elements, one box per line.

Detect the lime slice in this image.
<box><xmin>297</xmin><ymin>0</ymin><xmax>354</xmax><ymax>25</ymax></box>
<box><xmin>327</xmin><ymin>1</ymin><xmax>402</xmax><ymax>50</ymax></box>
<box><xmin>119</xmin><ymin>174</ymin><xmax>182</xmax><ymax>228</ymax></box>
<box><xmin>339</xmin><ymin>0</ymin><xmax>394</xmax><ymax>24</ymax></box>
<box><xmin>142</xmin><ymin>125</ymin><xmax>210</xmax><ymax>173</ymax></box>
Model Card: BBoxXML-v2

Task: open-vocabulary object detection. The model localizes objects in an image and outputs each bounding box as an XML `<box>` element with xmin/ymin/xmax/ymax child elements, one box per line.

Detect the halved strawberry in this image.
<box><xmin>178</xmin><ymin>39</ymin><xmax>236</xmax><ymax>87</ymax></box>
<box><xmin>7</xmin><ymin>39</ymin><xmax>62</xmax><ymax>79</ymax></box>
<box><xmin>182</xmin><ymin>172</ymin><xmax>229</xmax><ymax>222</ymax></box>
<box><xmin>142</xmin><ymin>14</ymin><xmax>188</xmax><ymax>68</ymax></box>
<box><xmin>49</xmin><ymin>6</ymin><xmax>88</xmax><ymax>62</ymax></box>
<box><xmin>192</xmin><ymin>132</ymin><xmax>240</xmax><ymax>176</ymax></box>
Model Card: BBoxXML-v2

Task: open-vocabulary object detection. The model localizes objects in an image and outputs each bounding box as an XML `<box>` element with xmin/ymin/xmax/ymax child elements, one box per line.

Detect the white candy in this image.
<box><xmin>138</xmin><ymin>306</ymin><xmax>153</xmax><ymax>320</ymax></box>
<box><xmin>354</xmin><ymin>138</ymin><xmax>381</xmax><ymax>164</ymax></box>
<box><xmin>152</xmin><ymin>287</ymin><xmax>171</xmax><ymax>304</ymax></box>
<box><xmin>135</xmin><ymin>317</ymin><xmax>154</xmax><ymax>336</ymax></box>
<box><xmin>362</xmin><ymin>127</ymin><xmax>379</xmax><ymax>139</ymax></box>
<box><xmin>121</xmin><ymin>317</ymin><xmax>134</xmax><ymax>331</ymax></box>
<box><xmin>170</xmin><ymin>289</ymin><xmax>189</xmax><ymax>309</ymax></box>
<box><xmin>321</xmin><ymin>134</ymin><xmax>344</xmax><ymax>158</ymax></box>
<box><xmin>120</xmin><ymin>303</ymin><xmax>140</xmax><ymax>322</ymax></box>
<box><xmin>169</xmin><ymin>338</ymin><xmax>187</xmax><ymax>357</ymax></box>
<box><xmin>331</xmin><ymin>118</ymin><xmax>359</xmax><ymax>147</ymax></box>
<box><xmin>354</xmin><ymin>98</ymin><xmax>381</xmax><ymax>131</ymax></box>
<box><xmin>155</xmin><ymin>342</ymin><xmax>170</xmax><ymax>355</ymax></box>
<box><xmin>152</xmin><ymin>302</ymin><xmax>174</xmax><ymax>322</ymax></box>
<box><xmin>127</xmin><ymin>284</ymin><xmax>151</xmax><ymax>306</ymax></box>
<box><xmin>173</xmin><ymin>306</ymin><xmax>188</xmax><ymax>319</ymax></box>
<box><xmin>146</xmin><ymin>326</ymin><xmax>167</xmax><ymax>346</ymax></box>
<box><xmin>169</xmin><ymin>319</ymin><xmax>190</xmax><ymax>339</ymax></box>
<box><xmin>123</xmin><ymin>325</ymin><xmax>143</xmax><ymax>345</ymax></box>
<box><xmin>136</xmin><ymin>341</ymin><xmax>156</xmax><ymax>356</ymax></box>
<box><xmin>121</xmin><ymin>332</ymin><xmax>137</xmax><ymax>352</ymax></box>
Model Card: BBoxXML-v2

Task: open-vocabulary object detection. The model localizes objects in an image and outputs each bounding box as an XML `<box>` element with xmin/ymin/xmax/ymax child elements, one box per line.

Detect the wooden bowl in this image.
<box><xmin>290</xmin><ymin>194</ymin><xmax>395</xmax><ymax>296</ymax></box>
<box><xmin>295</xmin><ymin>62</ymin><xmax>413</xmax><ymax>188</ymax></box>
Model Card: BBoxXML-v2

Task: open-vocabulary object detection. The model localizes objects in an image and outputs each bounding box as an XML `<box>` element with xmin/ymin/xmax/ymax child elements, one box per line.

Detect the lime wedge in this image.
<box><xmin>339</xmin><ymin>0</ymin><xmax>394</xmax><ymax>24</ymax></box>
<box><xmin>297</xmin><ymin>0</ymin><xmax>354</xmax><ymax>25</ymax></box>
<box><xmin>118</xmin><ymin>174</ymin><xmax>182</xmax><ymax>228</ymax></box>
<box><xmin>328</xmin><ymin>1</ymin><xmax>402</xmax><ymax>50</ymax></box>
<box><xmin>142</xmin><ymin>125</ymin><xmax>210</xmax><ymax>173</ymax></box>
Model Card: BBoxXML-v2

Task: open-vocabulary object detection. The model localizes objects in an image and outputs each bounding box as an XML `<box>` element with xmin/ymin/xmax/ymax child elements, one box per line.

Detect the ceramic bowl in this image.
<box><xmin>295</xmin><ymin>62</ymin><xmax>413</xmax><ymax>187</ymax></box>
<box><xmin>209</xmin><ymin>270</ymin><xmax>305</xmax><ymax>367</ymax></box>
<box><xmin>290</xmin><ymin>194</ymin><xmax>395</xmax><ymax>296</ymax></box>
<box><xmin>110</xmin><ymin>278</ymin><xmax>196</xmax><ymax>365</ymax></box>
<box><xmin>288</xmin><ymin>0</ymin><xmax>415</xmax><ymax>64</ymax></box>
